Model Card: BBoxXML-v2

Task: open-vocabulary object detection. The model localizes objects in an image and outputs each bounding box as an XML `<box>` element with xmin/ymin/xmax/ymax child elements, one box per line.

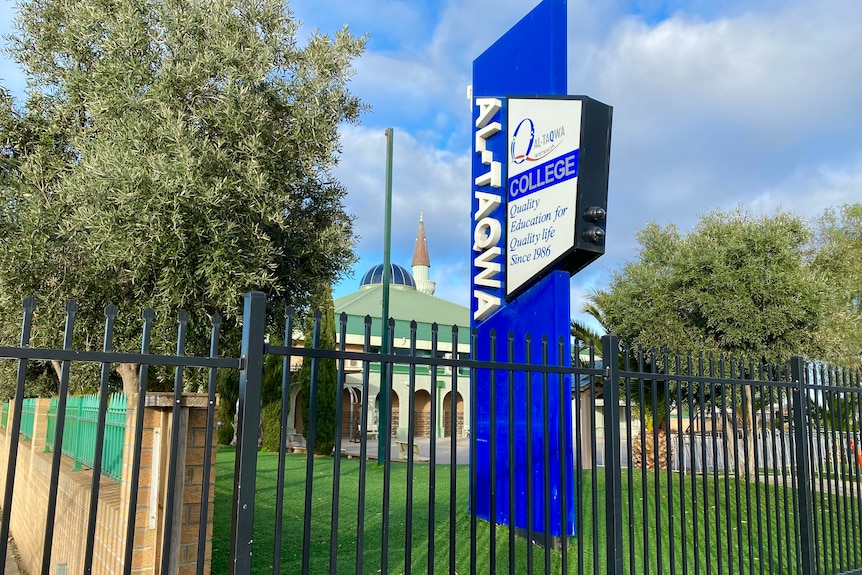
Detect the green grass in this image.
<box><xmin>212</xmin><ymin>447</ymin><xmax>862</xmax><ymax>574</ymax></box>
<box><xmin>213</xmin><ymin>447</ymin><xmax>579</xmax><ymax>574</ymax></box>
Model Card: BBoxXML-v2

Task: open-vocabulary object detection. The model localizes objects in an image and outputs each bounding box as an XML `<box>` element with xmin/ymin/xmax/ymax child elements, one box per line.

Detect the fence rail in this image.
<box><xmin>0</xmin><ymin>292</ymin><xmax>859</xmax><ymax>575</ymax></box>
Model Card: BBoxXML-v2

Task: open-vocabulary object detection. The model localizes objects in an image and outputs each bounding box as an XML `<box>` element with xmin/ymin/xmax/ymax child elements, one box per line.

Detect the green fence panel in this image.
<box><xmin>46</xmin><ymin>396</ymin><xmax>57</xmax><ymax>452</ymax></box>
<box><xmin>48</xmin><ymin>393</ymin><xmax>127</xmax><ymax>481</ymax></box>
<box><xmin>2</xmin><ymin>391</ymin><xmax>128</xmax><ymax>482</ymax></box>
<box><xmin>20</xmin><ymin>398</ymin><xmax>35</xmax><ymax>440</ymax></box>
<box><xmin>103</xmin><ymin>394</ymin><xmax>126</xmax><ymax>481</ymax></box>
<box><xmin>62</xmin><ymin>395</ymin><xmax>83</xmax><ymax>469</ymax></box>
<box><xmin>79</xmin><ymin>394</ymin><xmax>99</xmax><ymax>472</ymax></box>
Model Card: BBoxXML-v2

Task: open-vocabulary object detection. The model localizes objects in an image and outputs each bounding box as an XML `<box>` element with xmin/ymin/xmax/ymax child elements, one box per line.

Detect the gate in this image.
<box><xmin>0</xmin><ymin>291</ymin><xmax>860</xmax><ymax>574</ymax></box>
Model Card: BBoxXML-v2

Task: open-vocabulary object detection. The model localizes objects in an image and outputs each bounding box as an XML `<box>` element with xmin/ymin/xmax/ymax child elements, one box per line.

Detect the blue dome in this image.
<box><xmin>360</xmin><ymin>263</ymin><xmax>416</xmax><ymax>289</ymax></box>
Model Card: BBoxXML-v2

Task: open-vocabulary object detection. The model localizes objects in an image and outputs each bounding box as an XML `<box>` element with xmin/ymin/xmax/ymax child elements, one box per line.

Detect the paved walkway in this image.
<box><xmin>341</xmin><ymin>436</ymin><xmax>471</xmax><ymax>465</ymax></box>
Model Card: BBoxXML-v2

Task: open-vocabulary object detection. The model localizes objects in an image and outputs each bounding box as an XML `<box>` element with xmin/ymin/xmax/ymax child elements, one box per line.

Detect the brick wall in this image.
<box><xmin>0</xmin><ymin>393</ymin><xmax>217</xmax><ymax>574</ymax></box>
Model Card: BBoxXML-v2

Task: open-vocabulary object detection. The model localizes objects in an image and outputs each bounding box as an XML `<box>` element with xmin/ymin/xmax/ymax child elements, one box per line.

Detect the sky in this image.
<box><xmin>2</xmin><ymin>0</ymin><xmax>861</xmax><ymax>330</ymax></box>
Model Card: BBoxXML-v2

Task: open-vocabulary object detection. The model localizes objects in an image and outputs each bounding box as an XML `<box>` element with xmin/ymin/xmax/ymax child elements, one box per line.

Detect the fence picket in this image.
<box><xmin>0</xmin><ymin>294</ymin><xmax>860</xmax><ymax>574</ymax></box>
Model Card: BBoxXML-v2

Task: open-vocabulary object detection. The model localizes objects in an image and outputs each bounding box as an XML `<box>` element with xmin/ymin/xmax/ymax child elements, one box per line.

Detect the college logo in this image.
<box><xmin>510</xmin><ymin>117</ymin><xmax>565</xmax><ymax>165</ymax></box>
<box><xmin>510</xmin><ymin>118</ymin><xmax>535</xmax><ymax>164</ymax></box>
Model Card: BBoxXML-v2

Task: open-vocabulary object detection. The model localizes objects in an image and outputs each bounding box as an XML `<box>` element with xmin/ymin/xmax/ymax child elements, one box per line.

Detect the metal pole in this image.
<box><xmin>379</xmin><ymin>128</ymin><xmax>394</xmax><ymax>462</ymax></box>
<box><xmin>602</xmin><ymin>334</ymin><xmax>623</xmax><ymax>575</ymax></box>
<box><xmin>791</xmin><ymin>355</ymin><xmax>815</xmax><ymax>575</ymax></box>
<box><xmin>0</xmin><ymin>297</ymin><xmax>36</xmax><ymax>568</ymax></box>
<box><xmin>229</xmin><ymin>291</ymin><xmax>267</xmax><ymax>575</ymax></box>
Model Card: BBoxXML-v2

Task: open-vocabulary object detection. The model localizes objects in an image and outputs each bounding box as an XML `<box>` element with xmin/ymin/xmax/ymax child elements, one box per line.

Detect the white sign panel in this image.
<box><xmin>506</xmin><ymin>98</ymin><xmax>582</xmax><ymax>296</ymax></box>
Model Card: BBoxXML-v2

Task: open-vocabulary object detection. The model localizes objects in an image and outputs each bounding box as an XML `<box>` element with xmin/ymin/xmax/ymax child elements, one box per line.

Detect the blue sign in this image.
<box><xmin>505</xmin><ymin>95</ymin><xmax>612</xmax><ymax>297</ymax></box>
<box><xmin>509</xmin><ymin>149</ymin><xmax>579</xmax><ymax>200</ymax></box>
<box><xmin>470</xmin><ymin>97</ymin><xmax>507</xmax><ymax>322</ymax></box>
<box><xmin>472</xmin><ymin>0</ymin><xmax>567</xmax><ymax>97</ymax></box>
<box><xmin>471</xmin><ymin>0</ymin><xmax>577</xmax><ymax>541</ymax></box>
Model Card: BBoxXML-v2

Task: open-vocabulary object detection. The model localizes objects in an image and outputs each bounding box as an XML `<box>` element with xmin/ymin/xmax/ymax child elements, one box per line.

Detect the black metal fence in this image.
<box><xmin>599</xmin><ymin>337</ymin><xmax>862</xmax><ymax>575</ymax></box>
<box><xmin>0</xmin><ymin>297</ymin><xmax>233</xmax><ymax>575</ymax></box>
<box><xmin>0</xmin><ymin>291</ymin><xmax>860</xmax><ymax>574</ymax></box>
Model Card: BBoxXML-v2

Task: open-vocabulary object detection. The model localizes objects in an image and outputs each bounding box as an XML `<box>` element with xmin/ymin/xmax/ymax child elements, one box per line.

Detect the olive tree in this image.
<box><xmin>589</xmin><ymin>209</ymin><xmax>847</xmax><ymax>470</ymax></box>
<box><xmin>0</xmin><ymin>0</ymin><xmax>366</xmax><ymax>395</ymax></box>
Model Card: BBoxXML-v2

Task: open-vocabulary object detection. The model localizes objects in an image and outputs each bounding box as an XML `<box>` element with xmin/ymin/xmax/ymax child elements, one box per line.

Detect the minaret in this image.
<box><xmin>412</xmin><ymin>212</ymin><xmax>436</xmax><ymax>296</ymax></box>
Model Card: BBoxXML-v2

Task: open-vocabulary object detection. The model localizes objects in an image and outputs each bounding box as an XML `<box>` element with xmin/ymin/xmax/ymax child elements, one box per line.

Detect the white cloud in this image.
<box><xmin>332</xmin><ymin>124</ymin><xmax>472</xmax><ymax>299</ymax></box>
<box><xmin>350</xmin><ymin>51</ymin><xmax>455</xmax><ymax>126</ymax></box>
<box><xmin>572</xmin><ymin>0</ymin><xmax>862</xmax><ymax>281</ymax></box>
<box><xmin>554</xmin><ymin>1</ymin><xmax>862</xmax><ymax>323</ymax></box>
<box><xmin>332</xmin><ymin>0</ymin><xmax>862</xmax><ymax>319</ymax></box>
<box><xmin>592</xmin><ymin>2</ymin><xmax>862</xmax><ymax>156</ymax></box>
<box><xmin>748</xmin><ymin>157</ymin><xmax>862</xmax><ymax>217</ymax></box>
<box><xmin>4</xmin><ymin>0</ymin><xmax>862</xmax><ymax>322</ymax></box>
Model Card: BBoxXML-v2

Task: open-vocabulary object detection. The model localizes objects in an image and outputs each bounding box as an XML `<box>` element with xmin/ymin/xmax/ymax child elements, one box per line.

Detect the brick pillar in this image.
<box><xmin>180</xmin><ymin>396</ymin><xmax>218</xmax><ymax>575</ymax></box>
<box><xmin>119</xmin><ymin>393</ymin><xmax>217</xmax><ymax>575</ymax></box>
<box><xmin>119</xmin><ymin>392</ymin><xmax>159</xmax><ymax>574</ymax></box>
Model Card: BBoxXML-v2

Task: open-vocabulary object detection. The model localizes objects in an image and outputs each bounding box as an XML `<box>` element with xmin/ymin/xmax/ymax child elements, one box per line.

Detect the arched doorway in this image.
<box><xmin>341</xmin><ymin>387</ymin><xmax>362</xmax><ymax>441</ymax></box>
<box><xmin>414</xmin><ymin>390</ymin><xmax>432</xmax><ymax>437</ymax></box>
<box><xmin>374</xmin><ymin>391</ymin><xmax>400</xmax><ymax>437</ymax></box>
<box><xmin>442</xmin><ymin>391</ymin><xmax>464</xmax><ymax>437</ymax></box>
<box><xmin>296</xmin><ymin>387</ymin><xmax>363</xmax><ymax>441</ymax></box>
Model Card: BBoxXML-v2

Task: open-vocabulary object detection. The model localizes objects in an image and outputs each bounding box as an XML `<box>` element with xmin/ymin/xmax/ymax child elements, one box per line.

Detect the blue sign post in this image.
<box><xmin>470</xmin><ymin>0</ymin><xmax>612</xmax><ymax>544</ymax></box>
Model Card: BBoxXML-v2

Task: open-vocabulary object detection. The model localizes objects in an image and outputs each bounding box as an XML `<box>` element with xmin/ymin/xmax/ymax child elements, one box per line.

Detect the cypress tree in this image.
<box><xmin>299</xmin><ymin>285</ymin><xmax>338</xmax><ymax>455</ymax></box>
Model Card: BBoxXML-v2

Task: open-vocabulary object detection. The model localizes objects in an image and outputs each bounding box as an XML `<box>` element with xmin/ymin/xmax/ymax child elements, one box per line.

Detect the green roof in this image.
<box><xmin>334</xmin><ymin>284</ymin><xmax>471</xmax><ymax>345</ymax></box>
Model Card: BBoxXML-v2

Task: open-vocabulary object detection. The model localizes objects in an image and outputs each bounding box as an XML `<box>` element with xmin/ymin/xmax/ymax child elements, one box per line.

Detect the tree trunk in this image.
<box><xmin>631</xmin><ymin>428</ymin><xmax>670</xmax><ymax>470</ymax></box>
<box><xmin>50</xmin><ymin>360</ymin><xmax>62</xmax><ymax>381</ymax></box>
<box><xmin>117</xmin><ymin>363</ymin><xmax>141</xmax><ymax>394</ymax></box>
<box><xmin>722</xmin><ymin>410</ymin><xmax>737</xmax><ymax>471</ymax></box>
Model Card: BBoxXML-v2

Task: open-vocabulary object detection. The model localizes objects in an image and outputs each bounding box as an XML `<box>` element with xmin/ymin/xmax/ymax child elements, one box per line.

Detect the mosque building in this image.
<box><xmin>287</xmin><ymin>214</ymin><xmax>472</xmax><ymax>440</ymax></box>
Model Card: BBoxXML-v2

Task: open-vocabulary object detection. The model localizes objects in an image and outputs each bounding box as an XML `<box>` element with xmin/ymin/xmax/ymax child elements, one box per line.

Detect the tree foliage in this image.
<box><xmin>811</xmin><ymin>203</ymin><xmax>862</xmax><ymax>363</ymax></box>
<box><xmin>298</xmin><ymin>285</ymin><xmax>338</xmax><ymax>456</ymax></box>
<box><xmin>0</xmin><ymin>0</ymin><xmax>366</xmax><ymax>394</ymax></box>
<box><xmin>257</xmin><ymin>331</ymin><xmax>293</xmax><ymax>450</ymax></box>
<box><xmin>592</xmin><ymin>209</ymin><xmax>846</xmax><ymax>365</ymax></box>
<box><xmin>584</xmin><ymin>208</ymin><xmax>861</xmax><ymax>444</ymax></box>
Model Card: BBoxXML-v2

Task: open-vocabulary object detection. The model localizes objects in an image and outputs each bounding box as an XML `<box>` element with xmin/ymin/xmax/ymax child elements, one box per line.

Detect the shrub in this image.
<box><xmin>260</xmin><ymin>400</ymin><xmax>283</xmax><ymax>452</ymax></box>
<box><xmin>217</xmin><ymin>421</ymin><xmax>234</xmax><ymax>446</ymax></box>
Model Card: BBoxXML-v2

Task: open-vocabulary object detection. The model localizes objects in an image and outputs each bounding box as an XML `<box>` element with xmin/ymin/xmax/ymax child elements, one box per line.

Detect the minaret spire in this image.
<box><xmin>411</xmin><ymin>212</ymin><xmax>435</xmax><ymax>295</ymax></box>
<box><xmin>412</xmin><ymin>214</ymin><xmax>430</xmax><ymax>268</ymax></box>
